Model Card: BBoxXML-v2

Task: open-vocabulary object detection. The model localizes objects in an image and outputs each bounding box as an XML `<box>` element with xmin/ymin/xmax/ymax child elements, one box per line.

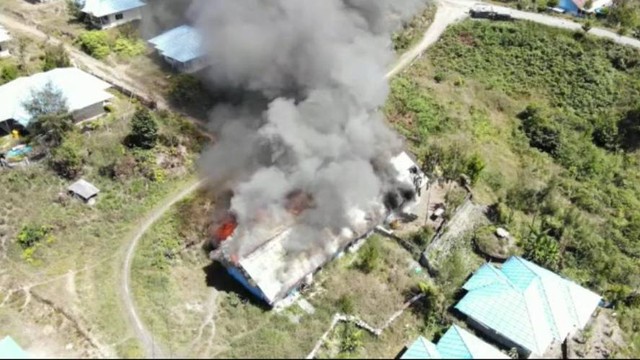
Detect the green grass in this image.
<box><xmin>386</xmin><ymin>19</ymin><xmax>640</xmax><ymax>356</ymax></box>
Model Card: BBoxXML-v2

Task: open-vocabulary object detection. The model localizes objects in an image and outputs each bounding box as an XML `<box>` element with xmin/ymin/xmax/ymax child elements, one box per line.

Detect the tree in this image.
<box><xmin>518</xmin><ymin>104</ymin><xmax>562</xmax><ymax>155</ymax></box>
<box><xmin>23</xmin><ymin>81</ymin><xmax>74</xmax><ymax>146</ymax></box>
<box><xmin>49</xmin><ymin>137</ymin><xmax>84</xmax><ymax>179</ymax></box>
<box><xmin>127</xmin><ymin>107</ymin><xmax>159</xmax><ymax>149</ymax></box>
<box><xmin>546</xmin><ymin>0</ymin><xmax>559</xmax><ymax>8</ymax></box>
<box><xmin>66</xmin><ymin>0</ymin><xmax>86</xmax><ymax>21</ymax></box>
<box><xmin>617</xmin><ymin>105</ymin><xmax>640</xmax><ymax>151</ymax></box>
<box><xmin>523</xmin><ymin>225</ymin><xmax>560</xmax><ymax>270</ymax></box>
<box><xmin>464</xmin><ymin>153</ymin><xmax>485</xmax><ymax>185</ymax></box>
<box><xmin>582</xmin><ymin>20</ymin><xmax>593</xmax><ymax>33</ymax></box>
<box><xmin>42</xmin><ymin>44</ymin><xmax>71</xmax><ymax>71</ymax></box>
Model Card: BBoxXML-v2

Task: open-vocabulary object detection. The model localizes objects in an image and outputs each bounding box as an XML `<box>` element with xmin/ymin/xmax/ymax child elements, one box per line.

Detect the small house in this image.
<box><xmin>0</xmin><ymin>67</ymin><xmax>113</xmax><ymax>136</ymax></box>
<box><xmin>454</xmin><ymin>256</ymin><xmax>601</xmax><ymax>358</ymax></box>
<box><xmin>558</xmin><ymin>0</ymin><xmax>613</xmax><ymax>15</ymax></box>
<box><xmin>68</xmin><ymin>179</ymin><xmax>100</xmax><ymax>204</ymax></box>
<box><xmin>148</xmin><ymin>25</ymin><xmax>206</xmax><ymax>73</ymax></box>
<box><xmin>80</xmin><ymin>0</ymin><xmax>147</xmax><ymax>29</ymax></box>
<box><xmin>0</xmin><ymin>25</ymin><xmax>11</xmax><ymax>58</ymax></box>
<box><xmin>399</xmin><ymin>325</ymin><xmax>509</xmax><ymax>359</ymax></box>
<box><xmin>0</xmin><ymin>336</ymin><xmax>29</xmax><ymax>359</ymax></box>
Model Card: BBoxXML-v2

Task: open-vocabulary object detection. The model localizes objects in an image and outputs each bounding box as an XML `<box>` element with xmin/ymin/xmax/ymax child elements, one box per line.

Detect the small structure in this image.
<box><xmin>80</xmin><ymin>0</ymin><xmax>147</xmax><ymax>29</ymax></box>
<box><xmin>558</xmin><ymin>0</ymin><xmax>612</xmax><ymax>15</ymax></box>
<box><xmin>68</xmin><ymin>179</ymin><xmax>100</xmax><ymax>204</ymax></box>
<box><xmin>148</xmin><ymin>25</ymin><xmax>206</xmax><ymax>73</ymax></box>
<box><xmin>0</xmin><ymin>336</ymin><xmax>29</xmax><ymax>359</ymax></box>
<box><xmin>0</xmin><ymin>68</ymin><xmax>113</xmax><ymax>136</ymax></box>
<box><xmin>455</xmin><ymin>256</ymin><xmax>601</xmax><ymax>358</ymax></box>
<box><xmin>399</xmin><ymin>325</ymin><xmax>509</xmax><ymax>359</ymax></box>
<box><xmin>0</xmin><ymin>25</ymin><xmax>11</xmax><ymax>58</ymax></box>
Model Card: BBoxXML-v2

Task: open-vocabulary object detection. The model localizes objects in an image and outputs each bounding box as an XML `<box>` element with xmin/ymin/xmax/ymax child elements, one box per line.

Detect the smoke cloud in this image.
<box><xmin>186</xmin><ymin>0</ymin><xmax>428</xmax><ymax>256</ymax></box>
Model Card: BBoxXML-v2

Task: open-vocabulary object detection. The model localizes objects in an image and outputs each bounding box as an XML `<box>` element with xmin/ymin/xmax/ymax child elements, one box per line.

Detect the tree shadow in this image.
<box><xmin>201</xmin><ymin>261</ymin><xmax>270</xmax><ymax>310</ymax></box>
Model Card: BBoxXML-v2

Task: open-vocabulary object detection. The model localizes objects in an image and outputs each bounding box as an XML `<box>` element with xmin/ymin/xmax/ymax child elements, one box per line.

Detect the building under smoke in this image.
<box><xmin>151</xmin><ymin>0</ymin><xmax>433</xmax><ymax>306</ymax></box>
<box><xmin>210</xmin><ymin>151</ymin><xmax>426</xmax><ymax>306</ymax></box>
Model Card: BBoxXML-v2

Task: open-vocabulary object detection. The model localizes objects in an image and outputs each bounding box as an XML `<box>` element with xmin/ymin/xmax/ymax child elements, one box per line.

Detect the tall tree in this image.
<box><xmin>127</xmin><ymin>107</ymin><xmax>159</xmax><ymax>149</ymax></box>
<box><xmin>23</xmin><ymin>81</ymin><xmax>74</xmax><ymax>147</ymax></box>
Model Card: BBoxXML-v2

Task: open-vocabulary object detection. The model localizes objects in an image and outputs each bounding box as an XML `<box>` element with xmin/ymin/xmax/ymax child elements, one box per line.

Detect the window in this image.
<box><xmin>115</xmin><ymin>13</ymin><xmax>124</xmax><ymax>20</ymax></box>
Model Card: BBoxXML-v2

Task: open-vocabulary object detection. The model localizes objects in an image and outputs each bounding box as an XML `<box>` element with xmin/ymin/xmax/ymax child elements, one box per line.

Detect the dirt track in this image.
<box><xmin>120</xmin><ymin>179</ymin><xmax>203</xmax><ymax>359</ymax></box>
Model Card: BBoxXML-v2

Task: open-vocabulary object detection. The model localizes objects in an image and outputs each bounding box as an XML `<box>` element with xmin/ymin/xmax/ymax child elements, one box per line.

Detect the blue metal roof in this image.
<box><xmin>437</xmin><ymin>325</ymin><xmax>509</xmax><ymax>359</ymax></box>
<box><xmin>400</xmin><ymin>336</ymin><xmax>440</xmax><ymax>359</ymax></box>
<box><xmin>80</xmin><ymin>0</ymin><xmax>146</xmax><ymax>18</ymax></box>
<box><xmin>0</xmin><ymin>68</ymin><xmax>113</xmax><ymax>127</ymax></box>
<box><xmin>148</xmin><ymin>25</ymin><xmax>204</xmax><ymax>63</ymax></box>
<box><xmin>0</xmin><ymin>336</ymin><xmax>29</xmax><ymax>359</ymax></box>
<box><xmin>400</xmin><ymin>326</ymin><xmax>508</xmax><ymax>359</ymax></box>
<box><xmin>455</xmin><ymin>257</ymin><xmax>601</xmax><ymax>357</ymax></box>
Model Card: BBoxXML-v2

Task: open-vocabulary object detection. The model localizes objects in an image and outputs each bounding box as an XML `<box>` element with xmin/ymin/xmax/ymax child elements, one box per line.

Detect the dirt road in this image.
<box><xmin>120</xmin><ymin>179</ymin><xmax>203</xmax><ymax>359</ymax></box>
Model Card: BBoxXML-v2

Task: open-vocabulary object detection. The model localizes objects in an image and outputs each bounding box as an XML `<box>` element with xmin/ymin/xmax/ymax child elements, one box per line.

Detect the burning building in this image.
<box><xmin>210</xmin><ymin>151</ymin><xmax>426</xmax><ymax>306</ymax></box>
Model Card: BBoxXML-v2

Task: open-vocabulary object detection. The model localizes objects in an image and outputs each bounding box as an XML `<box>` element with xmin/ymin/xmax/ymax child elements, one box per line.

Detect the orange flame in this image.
<box><xmin>214</xmin><ymin>213</ymin><xmax>237</xmax><ymax>244</ymax></box>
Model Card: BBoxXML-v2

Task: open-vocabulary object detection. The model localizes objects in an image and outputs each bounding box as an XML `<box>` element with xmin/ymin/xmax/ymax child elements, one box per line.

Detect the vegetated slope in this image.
<box><xmin>386</xmin><ymin>20</ymin><xmax>640</xmax><ymax>356</ymax></box>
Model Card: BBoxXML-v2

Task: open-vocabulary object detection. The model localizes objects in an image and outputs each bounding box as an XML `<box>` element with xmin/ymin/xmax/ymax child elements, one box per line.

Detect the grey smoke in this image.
<box><xmin>186</xmin><ymin>0</ymin><xmax>428</xmax><ymax>256</ymax></box>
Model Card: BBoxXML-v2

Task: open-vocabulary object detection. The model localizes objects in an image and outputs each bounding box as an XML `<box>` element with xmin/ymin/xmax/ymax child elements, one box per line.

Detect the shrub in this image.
<box><xmin>411</xmin><ymin>226</ymin><xmax>435</xmax><ymax>247</ymax></box>
<box><xmin>127</xmin><ymin>107</ymin><xmax>158</xmax><ymax>149</ymax></box>
<box><xmin>78</xmin><ymin>31</ymin><xmax>111</xmax><ymax>59</ymax></box>
<box><xmin>357</xmin><ymin>239</ymin><xmax>381</xmax><ymax>273</ymax></box>
<box><xmin>50</xmin><ymin>137</ymin><xmax>85</xmax><ymax>179</ymax></box>
<box><xmin>17</xmin><ymin>225</ymin><xmax>50</xmax><ymax>249</ymax></box>
<box><xmin>0</xmin><ymin>61</ymin><xmax>19</xmax><ymax>84</ymax></box>
<box><xmin>582</xmin><ymin>20</ymin><xmax>593</xmax><ymax>33</ymax></box>
<box><xmin>168</xmin><ymin>74</ymin><xmax>207</xmax><ymax>107</ymax></box>
<box><xmin>523</xmin><ymin>228</ymin><xmax>560</xmax><ymax>270</ymax></box>
<box><xmin>41</xmin><ymin>44</ymin><xmax>71</xmax><ymax>71</ymax></box>
<box><xmin>339</xmin><ymin>324</ymin><xmax>363</xmax><ymax>354</ymax></box>
<box><xmin>433</xmin><ymin>71</ymin><xmax>446</xmax><ymax>83</ymax></box>
<box><xmin>464</xmin><ymin>153</ymin><xmax>485</xmax><ymax>185</ymax></box>
<box><xmin>337</xmin><ymin>294</ymin><xmax>355</xmax><ymax>314</ymax></box>
<box><xmin>113</xmin><ymin>37</ymin><xmax>146</xmax><ymax>58</ymax></box>
<box><xmin>518</xmin><ymin>104</ymin><xmax>562</xmax><ymax>155</ymax></box>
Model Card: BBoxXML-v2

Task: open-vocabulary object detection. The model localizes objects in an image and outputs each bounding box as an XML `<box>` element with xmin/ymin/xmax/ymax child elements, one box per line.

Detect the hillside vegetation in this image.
<box><xmin>386</xmin><ymin>19</ymin><xmax>640</xmax><ymax>355</ymax></box>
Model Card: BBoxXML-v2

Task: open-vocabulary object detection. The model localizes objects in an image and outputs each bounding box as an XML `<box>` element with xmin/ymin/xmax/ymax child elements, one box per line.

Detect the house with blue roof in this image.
<box><xmin>0</xmin><ymin>68</ymin><xmax>113</xmax><ymax>135</ymax></box>
<box><xmin>399</xmin><ymin>325</ymin><xmax>509</xmax><ymax>359</ymax></box>
<box><xmin>455</xmin><ymin>256</ymin><xmax>601</xmax><ymax>358</ymax></box>
<box><xmin>79</xmin><ymin>0</ymin><xmax>147</xmax><ymax>29</ymax></box>
<box><xmin>148</xmin><ymin>25</ymin><xmax>206</xmax><ymax>73</ymax></box>
<box><xmin>557</xmin><ymin>0</ymin><xmax>613</xmax><ymax>15</ymax></box>
<box><xmin>0</xmin><ymin>336</ymin><xmax>29</xmax><ymax>359</ymax></box>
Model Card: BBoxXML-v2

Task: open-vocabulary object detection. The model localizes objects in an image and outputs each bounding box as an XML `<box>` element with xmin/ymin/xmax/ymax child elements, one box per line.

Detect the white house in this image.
<box><xmin>148</xmin><ymin>25</ymin><xmax>206</xmax><ymax>73</ymax></box>
<box><xmin>80</xmin><ymin>0</ymin><xmax>146</xmax><ymax>29</ymax></box>
<box><xmin>0</xmin><ymin>25</ymin><xmax>11</xmax><ymax>58</ymax></box>
<box><xmin>0</xmin><ymin>68</ymin><xmax>113</xmax><ymax>135</ymax></box>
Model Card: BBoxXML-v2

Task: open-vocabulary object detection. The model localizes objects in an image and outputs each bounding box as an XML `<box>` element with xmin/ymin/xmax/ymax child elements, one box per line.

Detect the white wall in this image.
<box><xmin>91</xmin><ymin>8</ymin><xmax>143</xmax><ymax>29</ymax></box>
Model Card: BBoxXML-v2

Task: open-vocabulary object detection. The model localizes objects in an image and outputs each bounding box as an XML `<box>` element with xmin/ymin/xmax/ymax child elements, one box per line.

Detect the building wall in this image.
<box><xmin>226</xmin><ymin>266</ymin><xmax>269</xmax><ymax>304</ymax></box>
<box><xmin>91</xmin><ymin>8</ymin><xmax>143</xmax><ymax>29</ymax></box>
<box><xmin>72</xmin><ymin>102</ymin><xmax>106</xmax><ymax>123</ymax></box>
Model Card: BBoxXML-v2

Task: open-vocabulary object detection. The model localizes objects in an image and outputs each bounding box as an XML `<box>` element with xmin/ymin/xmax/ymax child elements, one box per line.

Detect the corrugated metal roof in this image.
<box><xmin>0</xmin><ymin>336</ymin><xmax>29</xmax><ymax>359</ymax></box>
<box><xmin>0</xmin><ymin>26</ymin><xmax>11</xmax><ymax>43</ymax></box>
<box><xmin>68</xmin><ymin>179</ymin><xmax>100</xmax><ymax>200</ymax></box>
<box><xmin>455</xmin><ymin>257</ymin><xmax>601</xmax><ymax>357</ymax></box>
<box><xmin>148</xmin><ymin>25</ymin><xmax>204</xmax><ymax>63</ymax></box>
<box><xmin>0</xmin><ymin>68</ymin><xmax>113</xmax><ymax>127</ymax></box>
<box><xmin>437</xmin><ymin>325</ymin><xmax>509</xmax><ymax>359</ymax></box>
<box><xmin>400</xmin><ymin>336</ymin><xmax>440</xmax><ymax>359</ymax></box>
<box><xmin>80</xmin><ymin>0</ymin><xmax>146</xmax><ymax>17</ymax></box>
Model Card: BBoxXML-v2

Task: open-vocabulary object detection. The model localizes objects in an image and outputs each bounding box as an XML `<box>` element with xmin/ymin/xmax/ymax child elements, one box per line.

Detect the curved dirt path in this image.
<box><xmin>121</xmin><ymin>179</ymin><xmax>204</xmax><ymax>359</ymax></box>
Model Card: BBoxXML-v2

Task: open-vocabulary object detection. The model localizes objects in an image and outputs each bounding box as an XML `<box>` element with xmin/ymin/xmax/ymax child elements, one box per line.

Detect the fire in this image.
<box><xmin>213</xmin><ymin>212</ymin><xmax>237</xmax><ymax>244</ymax></box>
<box><xmin>285</xmin><ymin>189</ymin><xmax>314</xmax><ymax>216</ymax></box>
